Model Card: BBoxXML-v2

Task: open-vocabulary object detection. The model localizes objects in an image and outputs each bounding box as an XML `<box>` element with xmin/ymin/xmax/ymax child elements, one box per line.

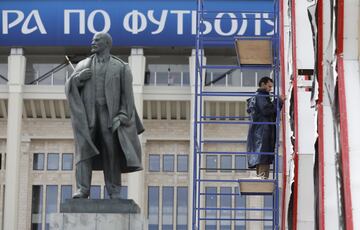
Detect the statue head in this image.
<box><xmin>91</xmin><ymin>32</ymin><xmax>112</xmax><ymax>54</ymax></box>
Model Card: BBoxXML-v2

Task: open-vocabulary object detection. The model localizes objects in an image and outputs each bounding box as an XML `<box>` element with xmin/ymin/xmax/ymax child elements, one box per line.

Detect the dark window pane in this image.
<box><xmin>177</xmin><ymin>187</ymin><xmax>188</xmax><ymax>229</ymax></box>
<box><xmin>61</xmin><ymin>153</ymin><xmax>73</xmax><ymax>170</ymax></box>
<box><xmin>156</xmin><ymin>72</ymin><xmax>168</xmax><ymax>85</ymax></box>
<box><xmin>162</xmin><ymin>187</ymin><xmax>174</xmax><ymax>230</ymax></box>
<box><xmin>242</xmin><ymin>70</ymin><xmax>256</xmax><ymax>87</ymax></box>
<box><xmin>149</xmin><ymin>154</ymin><xmax>160</xmax><ymax>172</ymax></box>
<box><xmin>0</xmin><ymin>153</ymin><xmax>2</xmax><ymax>170</ymax></box>
<box><xmin>235</xmin><ymin>155</ymin><xmax>247</xmax><ymax>171</ymax></box>
<box><xmin>47</xmin><ymin>153</ymin><xmax>59</xmax><ymax>170</ymax></box>
<box><xmin>33</xmin><ymin>153</ymin><xmax>44</xmax><ymax>170</ymax></box>
<box><xmin>220</xmin><ymin>155</ymin><xmax>232</xmax><ymax>172</ymax></box>
<box><xmin>264</xmin><ymin>195</ymin><xmax>273</xmax><ymax>229</ymax></box>
<box><xmin>182</xmin><ymin>72</ymin><xmax>190</xmax><ymax>85</ymax></box>
<box><xmin>235</xmin><ymin>187</ymin><xmax>246</xmax><ymax>229</ymax></box>
<box><xmin>177</xmin><ymin>155</ymin><xmax>188</xmax><ymax>172</ymax></box>
<box><xmin>45</xmin><ymin>185</ymin><xmax>58</xmax><ymax>229</ymax></box>
<box><xmin>206</xmin><ymin>155</ymin><xmax>217</xmax><ymax>172</ymax></box>
<box><xmin>31</xmin><ymin>185</ymin><xmax>43</xmax><ymax>229</ymax></box>
<box><xmin>61</xmin><ymin>185</ymin><xmax>72</xmax><ymax>204</ymax></box>
<box><xmin>220</xmin><ymin>187</ymin><xmax>231</xmax><ymax>229</ymax></box>
<box><xmin>163</xmin><ymin>155</ymin><xmax>174</xmax><ymax>172</ymax></box>
<box><xmin>205</xmin><ymin>187</ymin><xmax>217</xmax><ymax>229</ymax></box>
<box><xmin>90</xmin><ymin>185</ymin><xmax>101</xmax><ymax>199</ymax></box>
<box><xmin>148</xmin><ymin>186</ymin><xmax>159</xmax><ymax>230</ymax></box>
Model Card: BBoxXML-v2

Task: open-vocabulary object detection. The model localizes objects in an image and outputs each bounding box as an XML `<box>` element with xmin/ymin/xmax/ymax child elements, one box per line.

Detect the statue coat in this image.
<box><xmin>65</xmin><ymin>55</ymin><xmax>144</xmax><ymax>173</ymax></box>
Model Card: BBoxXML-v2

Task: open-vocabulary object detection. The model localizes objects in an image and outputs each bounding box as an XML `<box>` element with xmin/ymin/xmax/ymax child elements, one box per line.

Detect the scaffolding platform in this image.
<box><xmin>235</xmin><ymin>38</ymin><xmax>273</xmax><ymax>65</ymax></box>
<box><xmin>238</xmin><ymin>180</ymin><xmax>275</xmax><ymax>195</ymax></box>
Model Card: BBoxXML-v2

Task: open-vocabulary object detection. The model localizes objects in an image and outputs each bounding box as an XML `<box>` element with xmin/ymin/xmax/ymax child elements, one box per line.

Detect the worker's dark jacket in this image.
<box><xmin>247</xmin><ymin>88</ymin><xmax>282</xmax><ymax>168</ymax></box>
<box><xmin>65</xmin><ymin>55</ymin><xmax>144</xmax><ymax>173</ymax></box>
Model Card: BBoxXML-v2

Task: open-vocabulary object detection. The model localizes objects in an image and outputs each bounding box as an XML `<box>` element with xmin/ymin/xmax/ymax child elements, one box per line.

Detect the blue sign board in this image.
<box><xmin>0</xmin><ymin>0</ymin><xmax>274</xmax><ymax>46</ymax></box>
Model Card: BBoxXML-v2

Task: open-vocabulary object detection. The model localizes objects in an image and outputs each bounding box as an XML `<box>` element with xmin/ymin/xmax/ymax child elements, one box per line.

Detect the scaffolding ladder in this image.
<box><xmin>192</xmin><ymin>0</ymin><xmax>281</xmax><ymax>229</ymax></box>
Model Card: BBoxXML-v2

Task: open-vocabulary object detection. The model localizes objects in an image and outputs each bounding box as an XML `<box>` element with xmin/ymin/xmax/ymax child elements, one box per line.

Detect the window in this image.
<box><xmin>61</xmin><ymin>185</ymin><xmax>72</xmax><ymax>204</ymax></box>
<box><xmin>177</xmin><ymin>155</ymin><xmax>188</xmax><ymax>172</ymax></box>
<box><xmin>163</xmin><ymin>155</ymin><xmax>174</xmax><ymax>172</ymax></box>
<box><xmin>242</xmin><ymin>69</ymin><xmax>256</xmax><ymax>87</ymax></box>
<box><xmin>220</xmin><ymin>155</ymin><xmax>232</xmax><ymax>172</ymax></box>
<box><xmin>90</xmin><ymin>185</ymin><xmax>101</xmax><ymax>199</ymax></box>
<box><xmin>33</xmin><ymin>153</ymin><xmax>45</xmax><ymax>170</ymax></box>
<box><xmin>0</xmin><ymin>63</ymin><xmax>8</xmax><ymax>84</ymax></box>
<box><xmin>206</xmin><ymin>155</ymin><xmax>217</xmax><ymax>172</ymax></box>
<box><xmin>235</xmin><ymin>155</ymin><xmax>247</xmax><ymax>171</ymax></box>
<box><xmin>61</xmin><ymin>153</ymin><xmax>73</xmax><ymax>170</ymax></box>
<box><xmin>205</xmin><ymin>187</ymin><xmax>217</xmax><ymax>230</ymax></box>
<box><xmin>264</xmin><ymin>195</ymin><xmax>273</xmax><ymax>229</ymax></box>
<box><xmin>235</xmin><ymin>188</ymin><xmax>246</xmax><ymax>230</ymax></box>
<box><xmin>176</xmin><ymin>187</ymin><xmax>188</xmax><ymax>230</ymax></box>
<box><xmin>148</xmin><ymin>186</ymin><xmax>159</xmax><ymax>230</ymax></box>
<box><xmin>31</xmin><ymin>185</ymin><xmax>43</xmax><ymax>230</ymax></box>
<box><xmin>149</xmin><ymin>154</ymin><xmax>160</xmax><ymax>172</ymax></box>
<box><xmin>47</xmin><ymin>153</ymin><xmax>59</xmax><ymax>170</ymax></box>
<box><xmin>45</xmin><ymin>185</ymin><xmax>58</xmax><ymax>230</ymax></box>
<box><xmin>0</xmin><ymin>153</ymin><xmax>2</xmax><ymax>170</ymax></box>
<box><xmin>220</xmin><ymin>187</ymin><xmax>232</xmax><ymax>230</ymax></box>
<box><xmin>162</xmin><ymin>187</ymin><xmax>174</xmax><ymax>230</ymax></box>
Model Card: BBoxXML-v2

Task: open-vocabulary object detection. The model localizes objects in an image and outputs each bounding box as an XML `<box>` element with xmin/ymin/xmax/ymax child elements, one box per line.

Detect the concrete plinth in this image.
<box><xmin>50</xmin><ymin>199</ymin><xmax>146</xmax><ymax>230</ymax></box>
<box><xmin>50</xmin><ymin>213</ymin><xmax>145</xmax><ymax>230</ymax></box>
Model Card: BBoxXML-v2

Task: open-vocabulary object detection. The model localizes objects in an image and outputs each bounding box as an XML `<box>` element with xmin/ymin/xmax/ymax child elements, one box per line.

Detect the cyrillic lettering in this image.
<box><xmin>214</xmin><ymin>13</ymin><xmax>237</xmax><ymax>36</ymax></box>
<box><xmin>148</xmin><ymin>10</ymin><xmax>168</xmax><ymax>35</ymax></box>
<box><xmin>170</xmin><ymin>10</ymin><xmax>190</xmax><ymax>35</ymax></box>
<box><xmin>64</xmin><ymin>10</ymin><xmax>85</xmax><ymax>34</ymax></box>
<box><xmin>123</xmin><ymin>10</ymin><xmax>147</xmax><ymax>34</ymax></box>
<box><xmin>87</xmin><ymin>10</ymin><xmax>111</xmax><ymax>33</ymax></box>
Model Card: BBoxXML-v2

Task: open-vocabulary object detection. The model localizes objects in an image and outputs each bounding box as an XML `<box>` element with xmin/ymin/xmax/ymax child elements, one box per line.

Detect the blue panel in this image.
<box><xmin>0</xmin><ymin>0</ymin><xmax>274</xmax><ymax>46</ymax></box>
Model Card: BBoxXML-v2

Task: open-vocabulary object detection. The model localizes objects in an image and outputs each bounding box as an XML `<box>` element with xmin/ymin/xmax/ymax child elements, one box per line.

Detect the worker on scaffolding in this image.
<box><xmin>246</xmin><ymin>76</ymin><xmax>284</xmax><ymax>179</ymax></box>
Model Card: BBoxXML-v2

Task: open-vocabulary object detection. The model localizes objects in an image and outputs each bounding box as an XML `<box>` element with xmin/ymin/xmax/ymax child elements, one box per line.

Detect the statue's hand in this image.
<box><xmin>75</xmin><ymin>68</ymin><xmax>91</xmax><ymax>86</ymax></box>
<box><xmin>111</xmin><ymin>113</ymin><xmax>129</xmax><ymax>133</ymax></box>
<box><xmin>78</xmin><ymin>68</ymin><xmax>92</xmax><ymax>81</ymax></box>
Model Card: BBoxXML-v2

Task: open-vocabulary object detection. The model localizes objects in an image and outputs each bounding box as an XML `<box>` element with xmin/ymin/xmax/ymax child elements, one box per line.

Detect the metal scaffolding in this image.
<box><xmin>192</xmin><ymin>0</ymin><xmax>281</xmax><ymax>229</ymax></box>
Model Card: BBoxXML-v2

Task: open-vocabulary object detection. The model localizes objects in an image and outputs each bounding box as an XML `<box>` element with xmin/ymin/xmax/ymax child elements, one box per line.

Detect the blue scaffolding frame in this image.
<box><xmin>192</xmin><ymin>0</ymin><xmax>281</xmax><ymax>229</ymax></box>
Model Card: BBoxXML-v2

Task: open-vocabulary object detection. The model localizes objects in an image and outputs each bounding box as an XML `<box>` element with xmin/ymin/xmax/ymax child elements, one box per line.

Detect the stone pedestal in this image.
<box><xmin>50</xmin><ymin>199</ymin><xmax>147</xmax><ymax>230</ymax></box>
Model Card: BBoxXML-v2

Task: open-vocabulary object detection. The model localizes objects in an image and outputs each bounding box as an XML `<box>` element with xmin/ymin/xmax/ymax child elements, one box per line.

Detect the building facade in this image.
<box><xmin>0</xmin><ymin>1</ymin><xmax>281</xmax><ymax>229</ymax></box>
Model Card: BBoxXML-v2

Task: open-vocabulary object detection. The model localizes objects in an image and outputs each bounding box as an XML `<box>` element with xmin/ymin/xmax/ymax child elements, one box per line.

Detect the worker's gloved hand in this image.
<box><xmin>75</xmin><ymin>68</ymin><xmax>92</xmax><ymax>87</ymax></box>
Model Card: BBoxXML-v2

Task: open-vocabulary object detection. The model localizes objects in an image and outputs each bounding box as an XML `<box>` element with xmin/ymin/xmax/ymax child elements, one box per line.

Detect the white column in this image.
<box><xmin>4</xmin><ymin>48</ymin><xmax>26</xmax><ymax>230</ymax></box>
<box><xmin>127</xmin><ymin>48</ymin><xmax>146</xmax><ymax>213</ymax></box>
<box><xmin>188</xmin><ymin>49</ymin><xmax>206</xmax><ymax>230</ymax></box>
<box><xmin>297</xmin><ymin>91</ymin><xmax>315</xmax><ymax>229</ymax></box>
<box><xmin>343</xmin><ymin>1</ymin><xmax>360</xmax><ymax>228</ymax></box>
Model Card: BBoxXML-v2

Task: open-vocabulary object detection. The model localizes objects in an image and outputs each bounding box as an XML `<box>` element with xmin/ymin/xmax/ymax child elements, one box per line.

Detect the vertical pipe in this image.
<box><xmin>336</xmin><ymin>0</ymin><xmax>354</xmax><ymax>228</ymax></box>
<box><xmin>316</xmin><ymin>0</ymin><xmax>325</xmax><ymax>229</ymax></box>
<box><xmin>192</xmin><ymin>1</ymin><xmax>200</xmax><ymax>229</ymax></box>
<box><xmin>280</xmin><ymin>0</ymin><xmax>288</xmax><ymax>229</ymax></box>
<box><xmin>290</xmin><ymin>0</ymin><xmax>299</xmax><ymax>229</ymax></box>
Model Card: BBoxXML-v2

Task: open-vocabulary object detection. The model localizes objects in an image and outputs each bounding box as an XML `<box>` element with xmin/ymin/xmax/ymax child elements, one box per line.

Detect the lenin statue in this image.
<box><xmin>65</xmin><ymin>32</ymin><xmax>144</xmax><ymax>199</ymax></box>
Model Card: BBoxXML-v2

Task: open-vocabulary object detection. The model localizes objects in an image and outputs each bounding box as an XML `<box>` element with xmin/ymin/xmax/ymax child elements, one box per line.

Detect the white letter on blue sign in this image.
<box><xmin>2</xmin><ymin>10</ymin><xmax>46</xmax><ymax>34</ymax></box>
<box><xmin>64</xmin><ymin>10</ymin><xmax>86</xmax><ymax>34</ymax></box>
<box><xmin>263</xmin><ymin>13</ymin><xmax>274</xmax><ymax>35</ymax></box>
<box><xmin>22</xmin><ymin>10</ymin><xmax>47</xmax><ymax>34</ymax></box>
<box><xmin>87</xmin><ymin>10</ymin><xmax>111</xmax><ymax>33</ymax></box>
<box><xmin>191</xmin><ymin>10</ymin><xmax>211</xmax><ymax>35</ymax></box>
<box><xmin>2</xmin><ymin>10</ymin><xmax>24</xmax><ymax>34</ymax></box>
<box><xmin>148</xmin><ymin>10</ymin><xmax>168</xmax><ymax>35</ymax></box>
<box><xmin>214</xmin><ymin>13</ymin><xmax>237</xmax><ymax>36</ymax></box>
<box><xmin>123</xmin><ymin>10</ymin><xmax>147</xmax><ymax>34</ymax></box>
<box><xmin>237</xmin><ymin>13</ymin><xmax>248</xmax><ymax>35</ymax></box>
<box><xmin>170</xmin><ymin>10</ymin><xmax>190</xmax><ymax>35</ymax></box>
